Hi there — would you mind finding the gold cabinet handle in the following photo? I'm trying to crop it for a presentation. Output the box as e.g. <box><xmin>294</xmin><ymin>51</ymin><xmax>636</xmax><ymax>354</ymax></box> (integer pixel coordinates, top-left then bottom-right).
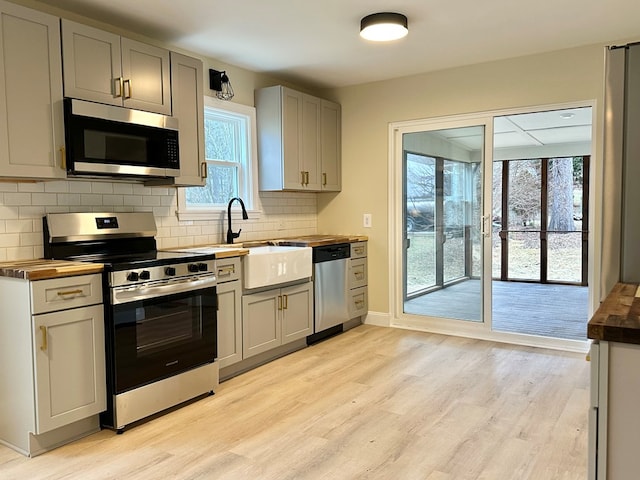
<box><xmin>354</xmin><ymin>247</ymin><xmax>364</xmax><ymax>255</ymax></box>
<box><xmin>283</xmin><ymin>294</ymin><xmax>288</xmax><ymax>310</ymax></box>
<box><xmin>277</xmin><ymin>295</ymin><xmax>283</xmax><ymax>311</ymax></box>
<box><xmin>305</xmin><ymin>171</ymin><xmax>310</xmax><ymax>185</ymax></box>
<box><xmin>201</xmin><ymin>162</ymin><xmax>208</xmax><ymax>178</ymax></box>
<box><xmin>355</xmin><ymin>300</ymin><xmax>365</xmax><ymax>308</ymax></box>
<box><xmin>59</xmin><ymin>146</ymin><xmax>66</xmax><ymax>170</ymax></box>
<box><xmin>217</xmin><ymin>265</ymin><xmax>234</xmax><ymax>277</ymax></box>
<box><xmin>57</xmin><ymin>289</ymin><xmax>83</xmax><ymax>296</ymax></box>
<box><xmin>40</xmin><ymin>326</ymin><xmax>47</xmax><ymax>351</ymax></box>
<box><xmin>300</xmin><ymin>171</ymin><xmax>305</xmax><ymax>186</ymax></box>
<box><xmin>114</xmin><ymin>77</ymin><xmax>123</xmax><ymax>98</ymax></box>
<box><xmin>323</xmin><ymin>173</ymin><xmax>327</xmax><ymax>186</ymax></box>
<box><xmin>123</xmin><ymin>79</ymin><xmax>132</xmax><ymax>99</ymax></box>
<box><xmin>355</xmin><ymin>272</ymin><xmax>364</xmax><ymax>280</ymax></box>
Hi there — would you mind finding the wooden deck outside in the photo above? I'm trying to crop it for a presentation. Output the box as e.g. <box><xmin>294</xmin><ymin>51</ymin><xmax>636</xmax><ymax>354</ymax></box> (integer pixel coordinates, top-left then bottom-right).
<box><xmin>404</xmin><ymin>280</ymin><xmax>588</xmax><ymax>341</ymax></box>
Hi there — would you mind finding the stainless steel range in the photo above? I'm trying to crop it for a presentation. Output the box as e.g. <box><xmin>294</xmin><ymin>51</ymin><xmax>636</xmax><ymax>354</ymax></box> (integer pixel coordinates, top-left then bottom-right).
<box><xmin>43</xmin><ymin>212</ymin><xmax>218</xmax><ymax>433</ymax></box>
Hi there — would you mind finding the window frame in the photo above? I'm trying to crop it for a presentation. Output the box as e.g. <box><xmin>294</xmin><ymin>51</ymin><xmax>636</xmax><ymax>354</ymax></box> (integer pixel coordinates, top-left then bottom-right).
<box><xmin>177</xmin><ymin>97</ymin><xmax>261</xmax><ymax>221</ymax></box>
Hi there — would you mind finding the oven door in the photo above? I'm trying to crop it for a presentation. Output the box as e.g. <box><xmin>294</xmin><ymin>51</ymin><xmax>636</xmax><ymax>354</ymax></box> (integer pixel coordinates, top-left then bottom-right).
<box><xmin>110</xmin><ymin>275</ymin><xmax>217</xmax><ymax>393</ymax></box>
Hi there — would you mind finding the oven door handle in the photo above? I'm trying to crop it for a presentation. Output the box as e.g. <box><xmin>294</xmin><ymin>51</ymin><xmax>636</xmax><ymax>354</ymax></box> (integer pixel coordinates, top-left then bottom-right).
<box><xmin>111</xmin><ymin>274</ymin><xmax>217</xmax><ymax>304</ymax></box>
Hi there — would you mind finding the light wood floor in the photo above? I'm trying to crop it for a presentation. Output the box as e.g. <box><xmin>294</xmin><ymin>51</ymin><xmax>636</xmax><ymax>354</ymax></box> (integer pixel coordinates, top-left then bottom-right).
<box><xmin>0</xmin><ymin>325</ymin><xmax>589</xmax><ymax>479</ymax></box>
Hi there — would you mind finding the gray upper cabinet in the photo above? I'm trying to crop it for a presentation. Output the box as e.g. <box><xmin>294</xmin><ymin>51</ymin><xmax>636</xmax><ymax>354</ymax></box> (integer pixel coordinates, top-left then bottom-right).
<box><xmin>255</xmin><ymin>85</ymin><xmax>341</xmax><ymax>192</ymax></box>
<box><xmin>61</xmin><ymin>19</ymin><xmax>171</xmax><ymax>115</ymax></box>
<box><xmin>320</xmin><ymin>99</ymin><xmax>342</xmax><ymax>191</ymax></box>
<box><xmin>149</xmin><ymin>52</ymin><xmax>205</xmax><ymax>187</ymax></box>
<box><xmin>0</xmin><ymin>1</ymin><xmax>66</xmax><ymax>180</ymax></box>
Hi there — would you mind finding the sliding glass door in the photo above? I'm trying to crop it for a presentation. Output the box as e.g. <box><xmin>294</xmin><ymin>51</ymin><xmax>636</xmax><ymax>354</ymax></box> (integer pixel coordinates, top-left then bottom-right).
<box><xmin>402</xmin><ymin>124</ymin><xmax>487</xmax><ymax>322</ymax></box>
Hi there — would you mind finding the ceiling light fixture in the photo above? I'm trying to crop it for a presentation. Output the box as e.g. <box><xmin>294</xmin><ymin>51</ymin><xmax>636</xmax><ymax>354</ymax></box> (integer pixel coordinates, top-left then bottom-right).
<box><xmin>360</xmin><ymin>12</ymin><xmax>408</xmax><ymax>42</ymax></box>
<box><xmin>209</xmin><ymin>69</ymin><xmax>234</xmax><ymax>100</ymax></box>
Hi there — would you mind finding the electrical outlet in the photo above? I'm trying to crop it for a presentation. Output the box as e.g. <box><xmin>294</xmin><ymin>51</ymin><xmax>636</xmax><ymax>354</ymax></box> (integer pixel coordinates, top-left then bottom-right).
<box><xmin>363</xmin><ymin>213</ymin><xmax>372</xmax><ymax>228</ymax></box>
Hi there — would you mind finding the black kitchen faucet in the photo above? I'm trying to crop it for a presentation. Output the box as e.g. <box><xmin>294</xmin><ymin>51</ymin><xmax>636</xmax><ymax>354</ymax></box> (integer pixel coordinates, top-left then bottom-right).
<box><xmin>226</xmin><ymin>197</ymin><xmax>249</xmax><ymax>244</ymax></box>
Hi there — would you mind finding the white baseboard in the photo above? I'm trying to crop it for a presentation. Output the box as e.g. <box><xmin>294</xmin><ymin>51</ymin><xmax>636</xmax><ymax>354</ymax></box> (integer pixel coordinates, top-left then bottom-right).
<box><xmin>363</xmin><ymin>311</ymin><xmax>391</xmax><ymax>327</ymax></box>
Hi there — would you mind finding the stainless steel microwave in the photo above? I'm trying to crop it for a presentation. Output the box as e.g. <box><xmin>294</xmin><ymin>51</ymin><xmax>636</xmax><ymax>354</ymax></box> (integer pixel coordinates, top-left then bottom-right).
<box><xmin>64</xmin><ymin>98</ymin><xmax>180</xmax><ymax>179</ymax></box>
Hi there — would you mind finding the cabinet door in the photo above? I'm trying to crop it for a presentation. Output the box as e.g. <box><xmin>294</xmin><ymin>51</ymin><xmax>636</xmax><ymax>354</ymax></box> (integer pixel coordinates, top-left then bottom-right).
<box><xmin>282</xmin><ymin>87</ymin><xmax>304</xmax><ymax>189</ymax></box>
<box><xmin>242</xmin><ymin>290</ymin><xmax>281</xmax><ymax>359</ymax></box>
<box><xmin>168</xmin><ymin>52</ymin><xmax>205</xmax><ymax>186</ymax></box>
<box><xmin>301</xmin><ymin>94</ymin><xmax>321</xmax><ymax>190</ymax></box>
<box><xmin>0</xmin><ymin>2</ymin><xmax>66</xmax><ymax>179</ymax></box>
<box><xmin>61</xmin><ymin>19</ymin><xmax>122</xmax><ymax>107</ymax></box>
<box><xmin>281</xmin><ymin>282</ymin><xmax>313</xmax><ymax>344</ymax></box>
<box><xmin>121</xmin><ymin>37</ymin><xmax>171</xmax><ymax>115</ymax></box>
<box><xmin>321</xmin><ymin>100</ymin><xmax>342</xmax><ymax>191</ymax></box>
<box><xmin>33</xmin><ymin>304</ymin><xmax>106</xmax><ymax>434</ymax></box>
<box><xmin>217</xmin><ymin>280</ymin><xmax>242</xmax><ymax>368</ymax></box>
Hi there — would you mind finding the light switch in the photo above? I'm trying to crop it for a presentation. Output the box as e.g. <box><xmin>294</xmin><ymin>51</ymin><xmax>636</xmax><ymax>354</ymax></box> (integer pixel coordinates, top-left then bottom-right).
<box><xmin>363</xmin><ymin>213</ymin><xmax>372</xmax><ymax>228</ymax></box>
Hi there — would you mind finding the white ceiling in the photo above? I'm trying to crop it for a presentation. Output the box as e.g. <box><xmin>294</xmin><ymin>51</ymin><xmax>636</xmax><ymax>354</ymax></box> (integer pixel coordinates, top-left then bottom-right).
<box><xmin>35</xmin><ymin>0</ymin><xmax>640</xmax><ymax>88</ymax></box>
<box><xmin>409</xmin><ymin>107</ymin><xmax>593</xmax><ymax>160</ymax></box>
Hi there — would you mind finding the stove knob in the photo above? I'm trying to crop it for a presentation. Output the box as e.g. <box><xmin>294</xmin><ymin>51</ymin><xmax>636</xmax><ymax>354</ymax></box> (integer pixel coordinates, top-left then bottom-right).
<box><xmin>198</xmin><ymin>263</ymin><xmax>208</xmax><ymax>272</ymax></box>
<box><xmin>127</xmin><ymin>271</ymin><xmax>139</xmax><ymax>282</ymax></box>
<box><xmin>188</xmin><ymin>264</ymin><xmax>199</xmax><ymax>273</ymax></box>
<box><xmin>139</xmin><ymin>270</ymin><xmax>151</xmax><ymax>280</ymax></box>
<box><xmin>165</xmin><ymin>267</ymin><xmax>176</xmax><ymax>276</ymax></box>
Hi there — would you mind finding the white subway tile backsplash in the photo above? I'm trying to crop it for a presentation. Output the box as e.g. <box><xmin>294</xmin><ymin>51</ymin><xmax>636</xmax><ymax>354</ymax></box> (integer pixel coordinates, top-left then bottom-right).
<box><xmin>69</xmin><ymin>181</ymin><xmax>92</xmax><ymax>193</ymax></box>
<box><xmin>80</xmin><ymin>194</ymin><xmax>103</xmax><ymax>205</ymax></box>
<box><xmin>0</xmin><ymin>181</ymin><xmax>318</xmax><ymax>261</ymax></box>
<box><xmin>32</xmin><ymin>193</ymin><xmax>59</xmax><ymax>205</ymax></box>
<box><xmin>43</xmin><ymin>181</ymin><xmax>70</xmax><ymax>193</ymax></box>
<box><xmin>7</xmin><ymin>246</ymin><xmax>35</xmax><ymax>261</ymax></box>
<box><xmin>91</xmin><ymin>182</ymin><xmax>114</xmax><ymax>194</ymax></box>
<box><xmin>0</xmin><ymin>184</ymin><xmax>18</xmax><ymax>193</ymax></box>
<box><xmin>102</xmin><ymin>195</ymin><xmax>124</xmax><ymax>206</ymax></box>
<box><xmin>0</xmin><ymin>206</ymin><xmax>19</xmax><ymax>220</ymax></box>
<box><xmin>6</xmin><ymin>219</ymin><xmax>33</xmax><ymax>233</ymax></box>
<box><xmin>4</xmin><ymin>193</ymin><xmax>32</xmax><ymax>206</ymax></box>
<box><xmin>18</xmin><ymin>183</ymin><xmax>46</xmax><ymax>193</ymax></box>
<box><xmin>0</xmin><ymin>233</ymin><xmax>21</xmax><ymax>247</ymax></box>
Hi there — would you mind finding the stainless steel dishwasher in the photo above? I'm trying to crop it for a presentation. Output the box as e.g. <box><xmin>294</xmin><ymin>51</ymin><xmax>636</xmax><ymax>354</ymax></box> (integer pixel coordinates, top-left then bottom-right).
<box><xmin>309</xmin><ymin>243</ymin><xmax>351</xmax><ymax>344</ymax></box>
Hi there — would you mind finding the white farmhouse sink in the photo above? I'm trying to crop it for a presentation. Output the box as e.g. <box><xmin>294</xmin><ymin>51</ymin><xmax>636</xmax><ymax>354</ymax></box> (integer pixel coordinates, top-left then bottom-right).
<box><xmin>243</xmin><ymin>245</ymin><xmax>312</xmax><ymax>289</ymax></box>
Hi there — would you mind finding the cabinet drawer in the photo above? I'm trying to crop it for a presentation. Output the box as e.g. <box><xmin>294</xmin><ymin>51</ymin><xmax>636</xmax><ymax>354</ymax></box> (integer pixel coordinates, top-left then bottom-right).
<box><xmin>31</xmin><ymin>274</ymin><xmax>103</xmax><ymax>314</ymax></box>
<box><xmin>215</xmin><ymin>257</ymin><xmax>241</xmax><ymax>283</ymax></box>
<box><xmin>349</xmin><ymin>286</ymin><xmax>368</xmax><ymax>319</ymax></box>
<box><xmin>349</xmin><ymin>258</ymin><xmax>368</xmax><ymax>289</ymax></box>
<box><xmin>350</xmin><ymin>242</ymin><xmax>367</xmax><ymax>259</ymax></box>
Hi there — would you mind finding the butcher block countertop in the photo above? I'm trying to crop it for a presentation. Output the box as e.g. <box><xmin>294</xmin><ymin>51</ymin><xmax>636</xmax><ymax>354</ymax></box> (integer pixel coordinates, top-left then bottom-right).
<box><xmin>0</xmin><ymin>259</ymin><xmax>104</xmax><ymax>280</ymax></box>
<box><xmin>588</xmin><ymin>283</ymin><xmax>640</xmax><ymax>345</ymax></box>
<box><xmin>256</xmin><ymin>234</ymin><xmax>368</xmax><ymax>248</ymax></box>
<box><xmin>173</xmin><ymin>235</ymin><xmax>368</xmax><ymax>252</ymax></box>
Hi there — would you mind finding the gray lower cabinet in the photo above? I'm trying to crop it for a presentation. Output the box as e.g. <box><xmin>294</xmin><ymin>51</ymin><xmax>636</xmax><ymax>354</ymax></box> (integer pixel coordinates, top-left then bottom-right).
<box><xmin>0</xmin><ymin>273</ymin><xmax>106</xmax><ymax>456</ymax></box>
<box><xmin>242</xmin><ymin>281</ymin><xmax>313</xmax><ymax>359</ymax></box>
<box><xmin>349</xmin><ymin>242</ymin><xmax>368</xmax><ymax>318</ymax></box>
<box><xmin>215</xmin><ymin>258</ymin><xmax>242</xmax><ymax>368</ymax></box>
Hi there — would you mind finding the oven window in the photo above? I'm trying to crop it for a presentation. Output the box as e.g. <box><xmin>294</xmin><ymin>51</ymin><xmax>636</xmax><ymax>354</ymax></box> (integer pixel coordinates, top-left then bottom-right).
<box><xmin>135</xmin><ymin>299</ymin><xmax>203</xmax><ymax>356</ymax></box>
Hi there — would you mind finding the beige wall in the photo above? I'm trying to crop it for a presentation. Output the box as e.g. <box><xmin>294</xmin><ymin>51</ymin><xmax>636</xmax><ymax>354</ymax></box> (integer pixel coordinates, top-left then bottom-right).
<box><xmin>319</xmin><ymin>44</ymin><xmax>607</xmax><ymax>314</ymax></box>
